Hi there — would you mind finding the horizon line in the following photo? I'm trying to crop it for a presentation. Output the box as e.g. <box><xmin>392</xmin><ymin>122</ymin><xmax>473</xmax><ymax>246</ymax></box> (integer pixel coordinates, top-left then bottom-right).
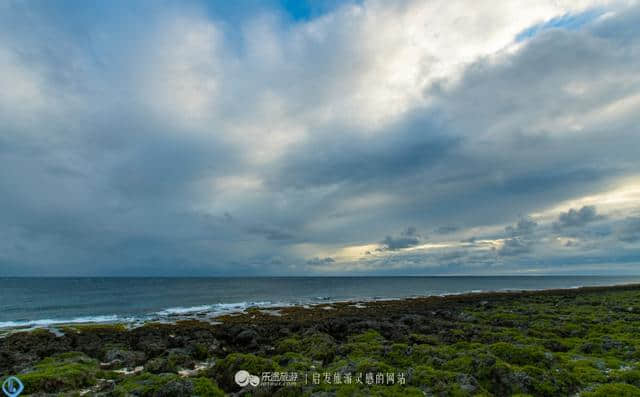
<box><xmin>2</xmin><ymin>274</ymin><xmax>640</xmax><ymax>278</ymax></box>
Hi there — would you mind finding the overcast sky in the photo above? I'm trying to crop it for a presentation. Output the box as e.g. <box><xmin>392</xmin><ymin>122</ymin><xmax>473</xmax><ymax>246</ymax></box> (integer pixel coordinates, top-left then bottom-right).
<box><xmin>1</xmin><ymin>0</ymin><xmax>639</xmax><ymax>276</ymax></box>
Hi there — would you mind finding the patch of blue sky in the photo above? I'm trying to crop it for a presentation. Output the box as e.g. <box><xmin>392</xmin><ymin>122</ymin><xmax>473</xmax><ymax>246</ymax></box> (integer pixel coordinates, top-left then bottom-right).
<box><xmin>199</xmin><ymin>0</ymin><xmax>361</xmax><ymax>23</ymax></box>
<box><xmin>278</xmin><ymin>0</ymin><xmax>363</xmax><ymax>21</ymax></box>
<box><xmin>516</xmin><ymin>9</ymin><xmax>604</xmax><ymax>42</ymax></box>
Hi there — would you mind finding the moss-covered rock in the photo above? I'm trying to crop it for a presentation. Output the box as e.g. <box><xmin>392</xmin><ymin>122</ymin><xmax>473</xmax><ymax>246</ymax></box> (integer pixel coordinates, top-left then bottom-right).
<box><xmin>191</xmin><ymin>377</ymin><xmax>225</xmax><ymax>397</ymax></box>
<box><xmin>303</xmin><ymin>332</ymin><xmax>337</xmax><ymax>363</ymax></box>
<box><xmin>335</xmin><ymin>384</ymin><xmax>425</xmax><ymax>396</ymax></box>
<box><xmin>566</xmin><ymin>358</ymin><xmax>608</xmax><ymax>385</ymax></box>
<box><xmin>112</xmin><ymin>372</ymin><xmax>181</xmax><ymax>396</ymax></box>
<box><xmin>191</xmin><ymin>343</ymin><xmax>210</xmax><ymax>361</ymax></box>
<box><xmin>583</xmin><ymin>382</ymin><xmax>640</xmax><ymax>396</ymax></box>
<box><xmin>104</xmin><ymin>348</ymin><xmax>147</xmax><ymax>368</ymax></box>
<box><xmin>274</xmin><ymin>332</ymin><xmax>336</xmax><ymax>364</ymax></box>
<box><xmin>612</xmin><ymin>368</ymin><xmax>640</xmax><ymax>386</ymax></box>
<box><xmin>18</xmin><ymin>352</ymin><xmax>102</xmax><ymax>394</ymax></box>
<box><xmin>411</xmin><ymin>364</ymin><xmax>468</xmax><ymax>394</ymax></box>
<box><xmin>112</xmin><ymin>372</ymin><xmax>223</xmax><ymax>396</ymax></box>
<box><xmin>146</xmin><ymin>350</ymin><xmax>195</xmax><ymax>374</ymax></box>
<box><xmin>212</xmin><ymin>352</ymin><xmax>279</xmax><ymax>391</ymax></box>
<box><xmin>274</xmin><ymin>352</ymin><xmax>314</xmax><ymax>371</ymax></box>
<box><xmin>276</xmin><ymin>336</ymin><xmax>303</xmax><ymax>354</ymax></box>
<box><xmin>489</xmin><ymin>342</ymin><xmax>551</xmax><ymax>367</ymax></box>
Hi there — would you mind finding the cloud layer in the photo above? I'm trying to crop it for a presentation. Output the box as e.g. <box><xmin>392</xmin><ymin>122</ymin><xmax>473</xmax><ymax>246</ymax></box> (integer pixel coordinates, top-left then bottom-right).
<box><xmin>1</xmin><ymin>0</ymin><xmax>639</xmax><ymax>275</ymax></box>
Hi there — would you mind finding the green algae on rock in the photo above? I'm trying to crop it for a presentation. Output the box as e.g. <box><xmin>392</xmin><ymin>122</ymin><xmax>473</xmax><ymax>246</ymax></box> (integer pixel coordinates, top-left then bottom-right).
<box><xmin>14</xmin><ymin>352</ymin><xmax>110</xmax><ymax>394</ymax></box>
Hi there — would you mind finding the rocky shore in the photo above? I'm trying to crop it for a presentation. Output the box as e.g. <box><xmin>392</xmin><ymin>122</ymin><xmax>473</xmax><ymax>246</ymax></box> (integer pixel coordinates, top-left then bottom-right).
<box><xmin>2</xmin><ymin>284</ymin><xmax>640</xmax><ymax>396</ymax></box>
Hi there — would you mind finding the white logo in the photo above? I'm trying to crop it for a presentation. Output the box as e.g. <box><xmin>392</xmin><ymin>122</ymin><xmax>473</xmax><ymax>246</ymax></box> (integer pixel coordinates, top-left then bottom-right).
<box><xmin>2</xmin><ymin>376</ymin><xmax>24</xmax><ymax>397</ymax></box>
<box><xmin>234</xmin><ymin>370</ymin><xmax>260</xmax><ymax>387</ymax></box>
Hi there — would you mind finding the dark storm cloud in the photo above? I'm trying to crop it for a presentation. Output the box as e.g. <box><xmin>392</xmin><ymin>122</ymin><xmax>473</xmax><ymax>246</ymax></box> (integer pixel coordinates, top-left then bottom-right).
<box><xmin>380</xmin><ymin>227</ymin><xmax>421</xmax><ymax>251</ymax></box>
<box><xmin>108</xmin><ymin>134</ymin><xmax>233</xmax><ymax>200</ymax></box>
<box><xmin>505</xmin><ymin>217</ymin><xmax>538</xmax><ymax>237</ymax></box>
<box><xmin>617</xmin><ymin>217</ymin><xmax>640</xmax><ymax>243</ymax></box>
<box><xmin>381</xmin><ymin>236</ymin><xmax>420</xmax><ymax>251</ymax></box>
<box><xmin>272</xmin><ymin>115</ymin><xmax>458</xmax><ymax>189</ymax></box>
<box><xmin>306</xmin><ymin>257</ymin><xmax>335</xmax><ymax>266</ymax></box>
<box><xmin>496</xmin><ymin>217</ymin><xmax>539</xmax><ymax>257</ymax></box>
<box><xmin>435</xmin><ymin>225</ymin><xmax>459</xmax><ymax>235</ymax></box>
<box><xmin>553</xmin><ymin>206</ymin><xmax>603</xmax><ymax>230</ymax></box>
<box><xmin>247</xmin><ymin>225</ymin><xmax>295</xmax><ymax>241</ymax></box>
<box><xmin>498</xmin><ymin>238</ymin><xmax>532</xmax><ymax>257</ymax></box>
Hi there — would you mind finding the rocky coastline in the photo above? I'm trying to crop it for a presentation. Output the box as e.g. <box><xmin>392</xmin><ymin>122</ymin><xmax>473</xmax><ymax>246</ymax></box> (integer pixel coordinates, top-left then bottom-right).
<box><xmin>2</xmin><ymin>284</ymin><xmax>640</xmax><ymax>396</ymax></box>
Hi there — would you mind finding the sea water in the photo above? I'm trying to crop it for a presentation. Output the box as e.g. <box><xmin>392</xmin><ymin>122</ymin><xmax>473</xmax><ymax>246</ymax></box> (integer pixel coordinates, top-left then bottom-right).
<box><xmin>2</xmin><ymin>276</ymin><xmax>639</xmax><ymax>329</ymax></box>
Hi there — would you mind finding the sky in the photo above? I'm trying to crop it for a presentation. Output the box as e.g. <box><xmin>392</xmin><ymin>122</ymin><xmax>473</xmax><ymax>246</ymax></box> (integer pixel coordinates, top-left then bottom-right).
<box><xmin>1</xmin><ymin>0</ymin><xmax>640</xmax><ymax>276</ymax></box>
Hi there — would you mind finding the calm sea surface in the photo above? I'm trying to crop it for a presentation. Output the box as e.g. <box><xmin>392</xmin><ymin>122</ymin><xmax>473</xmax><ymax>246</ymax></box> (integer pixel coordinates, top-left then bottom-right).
<box><xmin>2</xmin><ymin>276</ymin><xmax>640</xmax><ymax>328</ymax></box>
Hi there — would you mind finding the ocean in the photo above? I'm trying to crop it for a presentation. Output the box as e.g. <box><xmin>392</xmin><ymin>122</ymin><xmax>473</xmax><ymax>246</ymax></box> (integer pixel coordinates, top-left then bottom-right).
<box><xmin>2</xmin><ymin>276</ymin><xmax>640</xmax><ymax>329</ymax></box>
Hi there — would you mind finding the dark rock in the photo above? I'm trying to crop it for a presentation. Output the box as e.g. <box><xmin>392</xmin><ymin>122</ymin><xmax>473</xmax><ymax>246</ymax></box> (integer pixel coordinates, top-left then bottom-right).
<box><xmin>208</xmin><ymin>340</ymin><xmax>226</xmax><ymax>356</ymax></box>
<box><xmin>236</xmin><ymin>328</ymin><xmax>259</xmax><ymax>349</ymax></box>
<box><xmin>279</xmin><ymin>327</ymin><xmax>291</xmax><ymax>336</ymax></box>
<box><xmin>156</xmin><ymin>379</ymin><xmax>194</xmax><ymax>397</ymax></box>
<box><xmin>309</xmin><ymin>392</ymin><xmax>336</xmax><ymax>397</ymax></box>
<box><xmin>100</xmin><ymin>359</ymin><xmax>123</xmax><ymax>369</ymax></box>
<box><xmin>457</xmin><ymin>373</ymin><xmax>479</xmax><ymax>393</ymax></box>
<box><xmin>96</xmin><ymin>379</ymin><xmax>116</xmax><ymax>393</ymax></box>
<box><xmin>602</xmin><ymin>337</ymin><xmax>623</xmax><ymax>351</ymax></box>
<box><xmin>543</xmin><ymin>339</ymin><xmax>570</xmax><ymax>352</ymax></box>
<box><xmin>398</xmin><ymin>314</ymin><xmax>424</xmax><ymax>326</ymax></box>
<box><xmin>146</xmin><ymin>357</ymin><xmax>172</xmax><ymax>374</ymax></box>
<box><xmin>136</xmin><ymin>336</ymin><xmax>168</xmax><ymax>357</ymax></box>
<box><xmin>580</xmin><ymin>342</ymin><xmax>595</xmax><ymax>354</ymax></box>
<box><xmin>104</xmin><ymin>349</ymin><xmax>146</xmax><ymax>367</ymax></box>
